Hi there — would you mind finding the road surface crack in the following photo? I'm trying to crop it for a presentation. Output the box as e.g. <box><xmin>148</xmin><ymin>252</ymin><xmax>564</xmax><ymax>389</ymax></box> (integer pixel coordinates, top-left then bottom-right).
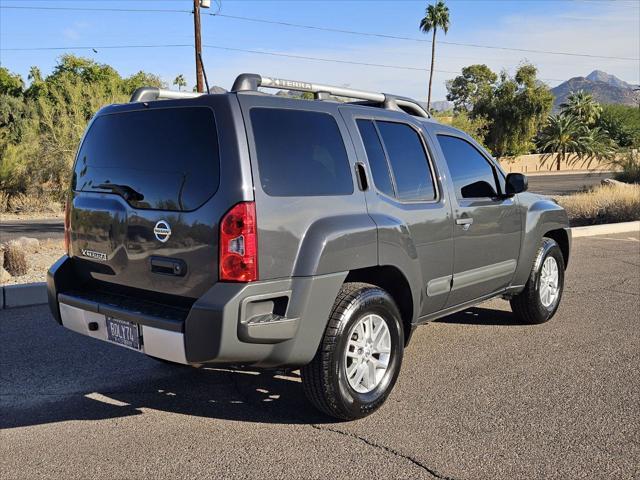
<box><xmin>311</xmin><ymin>424</ymin><xmax>458</xmax><ymax>480</ymax></box>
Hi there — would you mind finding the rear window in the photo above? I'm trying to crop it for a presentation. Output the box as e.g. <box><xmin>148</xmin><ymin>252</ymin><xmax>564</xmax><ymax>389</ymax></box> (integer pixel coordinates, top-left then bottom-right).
<box><xmin>73</xmin><ymin>107</ymin><xmax>219</xmax><ymax>211</ymax></box>
<box><xmin>250</xmin><ymin>108</ymin><xmax>353</xmax><ymax>197</ymax></box>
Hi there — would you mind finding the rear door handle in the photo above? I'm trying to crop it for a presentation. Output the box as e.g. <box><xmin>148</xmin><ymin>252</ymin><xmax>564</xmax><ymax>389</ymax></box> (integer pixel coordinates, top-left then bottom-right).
<box><xmin>456</xmin><ymin>217</ymin><xmax>473</xmax><ymax>230</ymax></box>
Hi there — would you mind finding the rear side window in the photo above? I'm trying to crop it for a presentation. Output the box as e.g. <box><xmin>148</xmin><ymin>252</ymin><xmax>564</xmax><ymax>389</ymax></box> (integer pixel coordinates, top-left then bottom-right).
<box><xmin>356</xmin><ymin>120</ymin><xmax>394</xmax><ymax>197</ymax></box>
<box><xmin>436</xmin><ymin>135</ymin><xmax>498</xmax><ymax>199</ymax></box>
<box><xmin>363</xmin><ymin>121</ymin><xmax>436</xmax><ymax>202</ymax></box>
<box><xmin>250</xmin><ymin>108</ymin><xmax>353</xmax><ymax>197</ymax></box>
<box><xmin>73</xmin><ymin>107</ymin><xmax>219</xmax><ymax>211</ymax></box>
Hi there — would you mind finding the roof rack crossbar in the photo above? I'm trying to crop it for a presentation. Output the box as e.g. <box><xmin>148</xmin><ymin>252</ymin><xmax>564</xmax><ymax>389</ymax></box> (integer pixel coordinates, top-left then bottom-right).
<box><xmin>231</xmin><ymin>73</ymin><xmax>430</xmax><ymax>118</ymax></box>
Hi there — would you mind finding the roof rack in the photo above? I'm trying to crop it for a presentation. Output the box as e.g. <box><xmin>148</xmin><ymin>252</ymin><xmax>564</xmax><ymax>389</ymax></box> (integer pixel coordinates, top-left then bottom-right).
<box><xmin>231</xmin><ymin>73</ymin><xmax>430</xmax><ymax>119</ymax></box>
<box><xmin>130</xmin><ymin>87</ymin><xmax>203</xmax><ymax>103</ymax></box>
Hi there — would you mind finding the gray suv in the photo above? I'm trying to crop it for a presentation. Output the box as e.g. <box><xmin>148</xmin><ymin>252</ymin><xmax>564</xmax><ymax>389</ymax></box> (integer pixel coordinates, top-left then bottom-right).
<box><xmin>48</xmin><ymin>73</ymin><xmax>570</xmax><ymax>420</ymax></box>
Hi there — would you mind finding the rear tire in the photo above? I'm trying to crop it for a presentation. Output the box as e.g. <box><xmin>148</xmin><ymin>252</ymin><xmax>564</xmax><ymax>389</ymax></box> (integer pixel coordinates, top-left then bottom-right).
<box><xmin>510</xmin><ymin>237</ymin><xmax>565</xmax><ymax>324</ymax></box>
<box><xmin>301</xmin><ymin>282</ymin><xmax>404</xmax><ymax>420</ymax></box>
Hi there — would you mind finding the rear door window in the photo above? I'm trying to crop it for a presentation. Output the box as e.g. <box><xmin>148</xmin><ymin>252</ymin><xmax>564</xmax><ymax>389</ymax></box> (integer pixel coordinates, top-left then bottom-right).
<box><xmin>73</xmin><ymin>107</ymin><xmax>219</xmax><ymax>211</ymax></box>
<box><xmin>370</xmin><ymin>121</ymin><xmax>437</xmax><ymax>202</ymax></box>
<box><xmin>250</xmin><ymin>108</ymin><xmax>353</xmax><ymax>197</ymax></box>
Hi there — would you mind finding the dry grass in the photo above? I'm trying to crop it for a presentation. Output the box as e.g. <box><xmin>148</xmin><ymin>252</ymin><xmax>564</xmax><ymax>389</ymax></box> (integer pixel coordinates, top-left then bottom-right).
<box><xmin>5</xmin><ymin>192</ymin><xmax>62</xmax><ymax>215</ymax></box>
<box><xmin>557</xmin><ymin>183</ymin><xmax>640</xmax><ymax>226</ymax></box>
<box><xmin>0</xmin><ymin>191</ymin><xmax>8</xmax><ymax>212</ymax></box>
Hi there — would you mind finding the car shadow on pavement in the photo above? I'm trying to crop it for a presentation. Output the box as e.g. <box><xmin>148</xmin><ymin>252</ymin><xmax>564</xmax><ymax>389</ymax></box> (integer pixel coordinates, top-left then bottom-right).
<box><xmin>434</xmin><ymin>306</ymin><xmax>523</xmax><ymax>326</ymax></box>
<box><xmin>1</xmin><ymin>363</ymin><xmax>335</xmax><ymax>429</ymax></box>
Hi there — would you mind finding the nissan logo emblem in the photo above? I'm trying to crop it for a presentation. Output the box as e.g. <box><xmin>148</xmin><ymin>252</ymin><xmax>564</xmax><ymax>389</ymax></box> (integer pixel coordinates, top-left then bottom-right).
<box><xmin>154</xmin><ymin>220</ymin><xmax>172</xmax><ymax>243</ymax></box>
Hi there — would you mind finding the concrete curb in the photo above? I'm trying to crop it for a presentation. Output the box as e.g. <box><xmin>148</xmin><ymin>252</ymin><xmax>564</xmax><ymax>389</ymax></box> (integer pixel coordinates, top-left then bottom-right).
<box><xmin>1</xmin><ymin>282</ymin><xmax>47</xmax><ymax>310</ymax></box>
<box><xmin>572</xmin><ymin>221</ymin><xmax>640</xmax><ymax>238</ymax></box>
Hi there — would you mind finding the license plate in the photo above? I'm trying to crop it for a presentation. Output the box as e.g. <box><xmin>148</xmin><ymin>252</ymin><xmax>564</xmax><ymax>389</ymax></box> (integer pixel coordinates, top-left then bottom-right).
<box><xmin>106</xmin><ymin>317</ymin><xmax>141</xmax><ymax>350</ymax></box>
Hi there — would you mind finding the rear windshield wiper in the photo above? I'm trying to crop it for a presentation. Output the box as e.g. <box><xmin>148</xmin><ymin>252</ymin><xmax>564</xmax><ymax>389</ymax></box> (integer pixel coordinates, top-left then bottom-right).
<box><xmin>96</xmin><ymin>183</ymin><xmax>145</xmax><ymax>202</ymax></box>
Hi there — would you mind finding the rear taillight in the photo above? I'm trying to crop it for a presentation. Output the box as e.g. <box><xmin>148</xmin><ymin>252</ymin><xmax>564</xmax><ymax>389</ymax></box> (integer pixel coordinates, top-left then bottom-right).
<box><xmin>64</xmin><ymin>198</ymin><xmax>71</xmax><ymax>254</ymax></box>
<box><xmin>219</xmin><ymin>202</ymin><xmax>258</xmax><ymax>282</ymax></box>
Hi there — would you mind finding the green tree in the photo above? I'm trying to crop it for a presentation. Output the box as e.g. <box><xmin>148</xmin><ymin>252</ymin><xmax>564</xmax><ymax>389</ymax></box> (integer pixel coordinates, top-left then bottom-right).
<box><xmin>0</xmin><ymin>57</ymin><xmax>164</xmax><ymax>203</ymax></box>
<box><xmin>419</xmin><ymin>0</ymin><xmax>450</xmax><ymax>111</ymax></box>
<box><xmin>477</xmin><ymin>64</ymin><xmax>553</xmax><ymax>157</ymax></box>
<box><xmin>446</xmin><ymin>63</ymin><xmax>553</xmax><ymax>157</ymax></box>
<box><xmin>597</xmin><ymin>104</ymin><xmax>640</xmax><ymax>148</ymax></box>
<box><xmin>173</xmin><ymin>74</ymin><xmax>187</xmax><ymax>91</ymax></box>
<box><xmin>560</xmin><ymin>90</ymin><xmax>602</xmax><ymax>126</ymax></box>
<box><xmin>445</xmin><ymin>64</ymin><xmax>497</xmax><ymax>112</ymax></box>
<box><xmin>0</xmin><ymin>67</ymin><xmax>24</xmax><ymax>97</ymax></box>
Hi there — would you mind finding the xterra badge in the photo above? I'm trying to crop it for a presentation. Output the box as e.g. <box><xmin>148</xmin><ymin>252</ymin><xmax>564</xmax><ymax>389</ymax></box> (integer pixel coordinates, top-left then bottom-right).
<box><xmin>81</xmin><ymin>249</ymin><xmax>107</xmax><ymax>261</ymax></box>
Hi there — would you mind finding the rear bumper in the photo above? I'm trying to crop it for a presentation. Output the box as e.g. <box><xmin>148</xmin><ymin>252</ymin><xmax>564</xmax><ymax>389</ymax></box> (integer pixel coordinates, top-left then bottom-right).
<box><xmin>48</xmin><ymin>256</ymin><xmax>346</xmax><ymax>367</ymax></box>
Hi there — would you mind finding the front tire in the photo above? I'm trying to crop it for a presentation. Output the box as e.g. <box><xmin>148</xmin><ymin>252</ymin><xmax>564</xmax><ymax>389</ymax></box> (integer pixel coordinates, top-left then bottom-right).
<box><xmin>301</xmin><ymin>282</ymin><xmax>404</xmax><ymax>420</ymax></box>
<box><xmin>510</xmin><ymin>237</ymin><xmax>565</xmax><ymax>324</ymax></box>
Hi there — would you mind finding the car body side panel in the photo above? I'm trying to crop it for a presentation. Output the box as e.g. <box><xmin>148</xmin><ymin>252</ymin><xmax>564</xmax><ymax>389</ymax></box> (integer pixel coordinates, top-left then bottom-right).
<box><xmin>511</xmin><ymin>192</ymin><xmax>571</xmax><ymax>287</ymax></box>
<box><xmin>368</xmin><ymin>213</ymin><xmax>425</xmax><ymax>324</ymax></box>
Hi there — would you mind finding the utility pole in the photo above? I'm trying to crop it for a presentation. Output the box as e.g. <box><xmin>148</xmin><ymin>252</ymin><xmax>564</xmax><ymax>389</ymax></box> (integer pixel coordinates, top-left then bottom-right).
<box><xmin>193</xmin><ymin>0</ymin><xmax>205</xmax><ymax>93</ymax></box>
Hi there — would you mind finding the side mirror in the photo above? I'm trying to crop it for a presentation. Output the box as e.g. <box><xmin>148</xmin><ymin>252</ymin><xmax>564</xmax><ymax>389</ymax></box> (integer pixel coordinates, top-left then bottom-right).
<box><xmin>505</xmin><ymin>173</ymin><xmax>528</xmax><ymax>196</ymax></box>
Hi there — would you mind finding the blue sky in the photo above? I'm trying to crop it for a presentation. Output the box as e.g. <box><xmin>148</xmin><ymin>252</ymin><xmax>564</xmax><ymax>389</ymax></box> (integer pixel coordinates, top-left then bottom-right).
<box><xmin>1</xmin><ymin>0</ymin><xmax>638</xmax><ymax>101</ymax></box>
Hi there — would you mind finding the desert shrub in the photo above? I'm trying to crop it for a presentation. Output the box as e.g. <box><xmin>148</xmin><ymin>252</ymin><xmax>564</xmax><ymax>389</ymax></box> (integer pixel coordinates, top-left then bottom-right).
<box><xmin>557</xmin><ymin>183</ymin><xmax>640</xmax><ymax>226</ymax></box>
<box><xmin>3</xmin><ymin>244</ymin><xmax>28</xmax><ymax>276</ymax></box>
<box><xmin>613</xmin><ymin>150</ymin><xmax>640</xmax><ymax>184</ymax></box>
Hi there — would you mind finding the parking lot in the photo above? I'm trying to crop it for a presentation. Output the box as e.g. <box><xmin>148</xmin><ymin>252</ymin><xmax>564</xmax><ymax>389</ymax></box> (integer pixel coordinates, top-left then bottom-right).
<box><xmin>1</xmin><ymin>231</ymin><xmax>638</xmax><ymax>479</ymax></box>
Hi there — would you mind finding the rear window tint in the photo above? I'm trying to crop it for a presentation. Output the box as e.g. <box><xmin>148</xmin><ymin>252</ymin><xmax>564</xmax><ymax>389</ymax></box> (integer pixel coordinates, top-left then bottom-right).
<box><xmin>250</xmin><ymin>108</ymin><xmax>353</xmax><ymax>197</ymax></box>
<box><xmin>356</xmin><ymin>119</ymin><xmax>395</xmax><ymax>197</ymax></box>
<box><xmin>376</xmin><ymin>121</ymin><xmax>436</xmax><ymax>201</ymax></box>
<box><xmin>73</xmin><ymin>107</ymin><xmax>219</xmax><ymax>211</ymax></box>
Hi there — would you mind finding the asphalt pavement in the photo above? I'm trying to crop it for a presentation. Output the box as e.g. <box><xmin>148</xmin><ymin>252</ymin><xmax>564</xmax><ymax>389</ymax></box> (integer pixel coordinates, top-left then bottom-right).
<box><xmin>1</xmin><ymin>232</ymin><xmax>639</xmax><ymax>479</ymax></box>
<box><xmin>0</xmin><ymin>218</ymin><xmax>64</xmax><ymax>242</ymax></box>
<box><xmin>526</xmin><ymin>171</ymin><xmax>612</xmax><ymax>196</ymax></box>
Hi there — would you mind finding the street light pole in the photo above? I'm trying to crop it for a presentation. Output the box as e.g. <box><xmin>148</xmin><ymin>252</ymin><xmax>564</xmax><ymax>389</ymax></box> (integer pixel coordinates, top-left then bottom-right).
<box><xmin>193</xmin><ymin>0</ymin><xmax>205</xmax><ymax>92</ymax></box>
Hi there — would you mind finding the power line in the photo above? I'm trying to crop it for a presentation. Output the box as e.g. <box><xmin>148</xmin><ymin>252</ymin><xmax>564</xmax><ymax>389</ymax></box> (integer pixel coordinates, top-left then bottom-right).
<box><xmin>1</xmin><ymin>5</ymin><xmax>637</xmax><ymax>61</ymax></box>
<box><xmin>0</xmin><ymin>5</ymin><xmax>191</xmax><ymax>14</ymax></box>
<box><xmin>1</xmin><ymin>44</ymin><xmax>192</xmax><ymax>51</ymax></box>
<box><xmin>0</xmin><ymin>41</ymin><xmax>566</xmax><ymax>83</ymax></box>
<box><xmin>207</xmin><ymin>13</ymin><xmax>639</xmax><ymax>62</ymax></box>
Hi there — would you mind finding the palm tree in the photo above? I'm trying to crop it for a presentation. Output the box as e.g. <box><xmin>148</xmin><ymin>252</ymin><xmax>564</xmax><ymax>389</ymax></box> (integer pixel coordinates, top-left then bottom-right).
<box><xmin>538</xmin><ymin>114</ymin><xmax>585</xmax><ymax>170</ymax></box>
<box><xmin>419</xmin><ymin>0</ymin><xmax>450</xmax><ymax>111</ymax></box>
<box><xmin>560</xmin><ymin>90</ymin><xmax>602</xmax><ymax>126</ymax></box>
<box><xmin>173</xmin><ymin>74</ymin><xmax>187</xmax><ymax>91</ymax></box>
<box><xmin>538</xmin><ymin>113</ymin><xmax>616</xmax><ymax>170</ymax></box>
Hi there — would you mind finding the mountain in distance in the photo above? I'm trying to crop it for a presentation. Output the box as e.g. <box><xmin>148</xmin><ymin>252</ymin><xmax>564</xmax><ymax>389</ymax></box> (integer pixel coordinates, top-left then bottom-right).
<box><xmin>551</xmin><ymin>70</ymin><xmax>638</xmax><ymax>110</ymax></box>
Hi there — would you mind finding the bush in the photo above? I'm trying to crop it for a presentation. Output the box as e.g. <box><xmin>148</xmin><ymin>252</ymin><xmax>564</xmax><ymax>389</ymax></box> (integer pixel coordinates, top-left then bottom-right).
<box><xmin>613</xmin><ymin>150</ymin><xmax>640</xmax><ymax>184</ymax></box>
<box><xmin>557</xmin><ymin>183</ymin><xmax>640</xmax><ymax>226</ymax></box>
<box><xmin>3</xmin><ymin>244</ymin><xmax>28</xmax><ymax>276</ymax></box>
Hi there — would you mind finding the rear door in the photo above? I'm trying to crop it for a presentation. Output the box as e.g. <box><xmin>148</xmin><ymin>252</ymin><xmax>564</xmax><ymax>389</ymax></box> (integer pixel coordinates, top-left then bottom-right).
<box><xmin>340</xmin><ymin>107</ymin><xmax>454</xmax><ymax>316</ymax></box>
<box><xmin>69</xmin><ymin>96</ymin><xmax>251</xmax><ymax>300</ymax></box>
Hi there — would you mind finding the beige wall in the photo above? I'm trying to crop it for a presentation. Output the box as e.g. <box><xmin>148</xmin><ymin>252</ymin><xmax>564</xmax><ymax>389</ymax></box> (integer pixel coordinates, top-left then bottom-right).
<box><xmin>498</xmin><ymin>154</ymin><xmax>614</xmax><ymax>173</ymax></box>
